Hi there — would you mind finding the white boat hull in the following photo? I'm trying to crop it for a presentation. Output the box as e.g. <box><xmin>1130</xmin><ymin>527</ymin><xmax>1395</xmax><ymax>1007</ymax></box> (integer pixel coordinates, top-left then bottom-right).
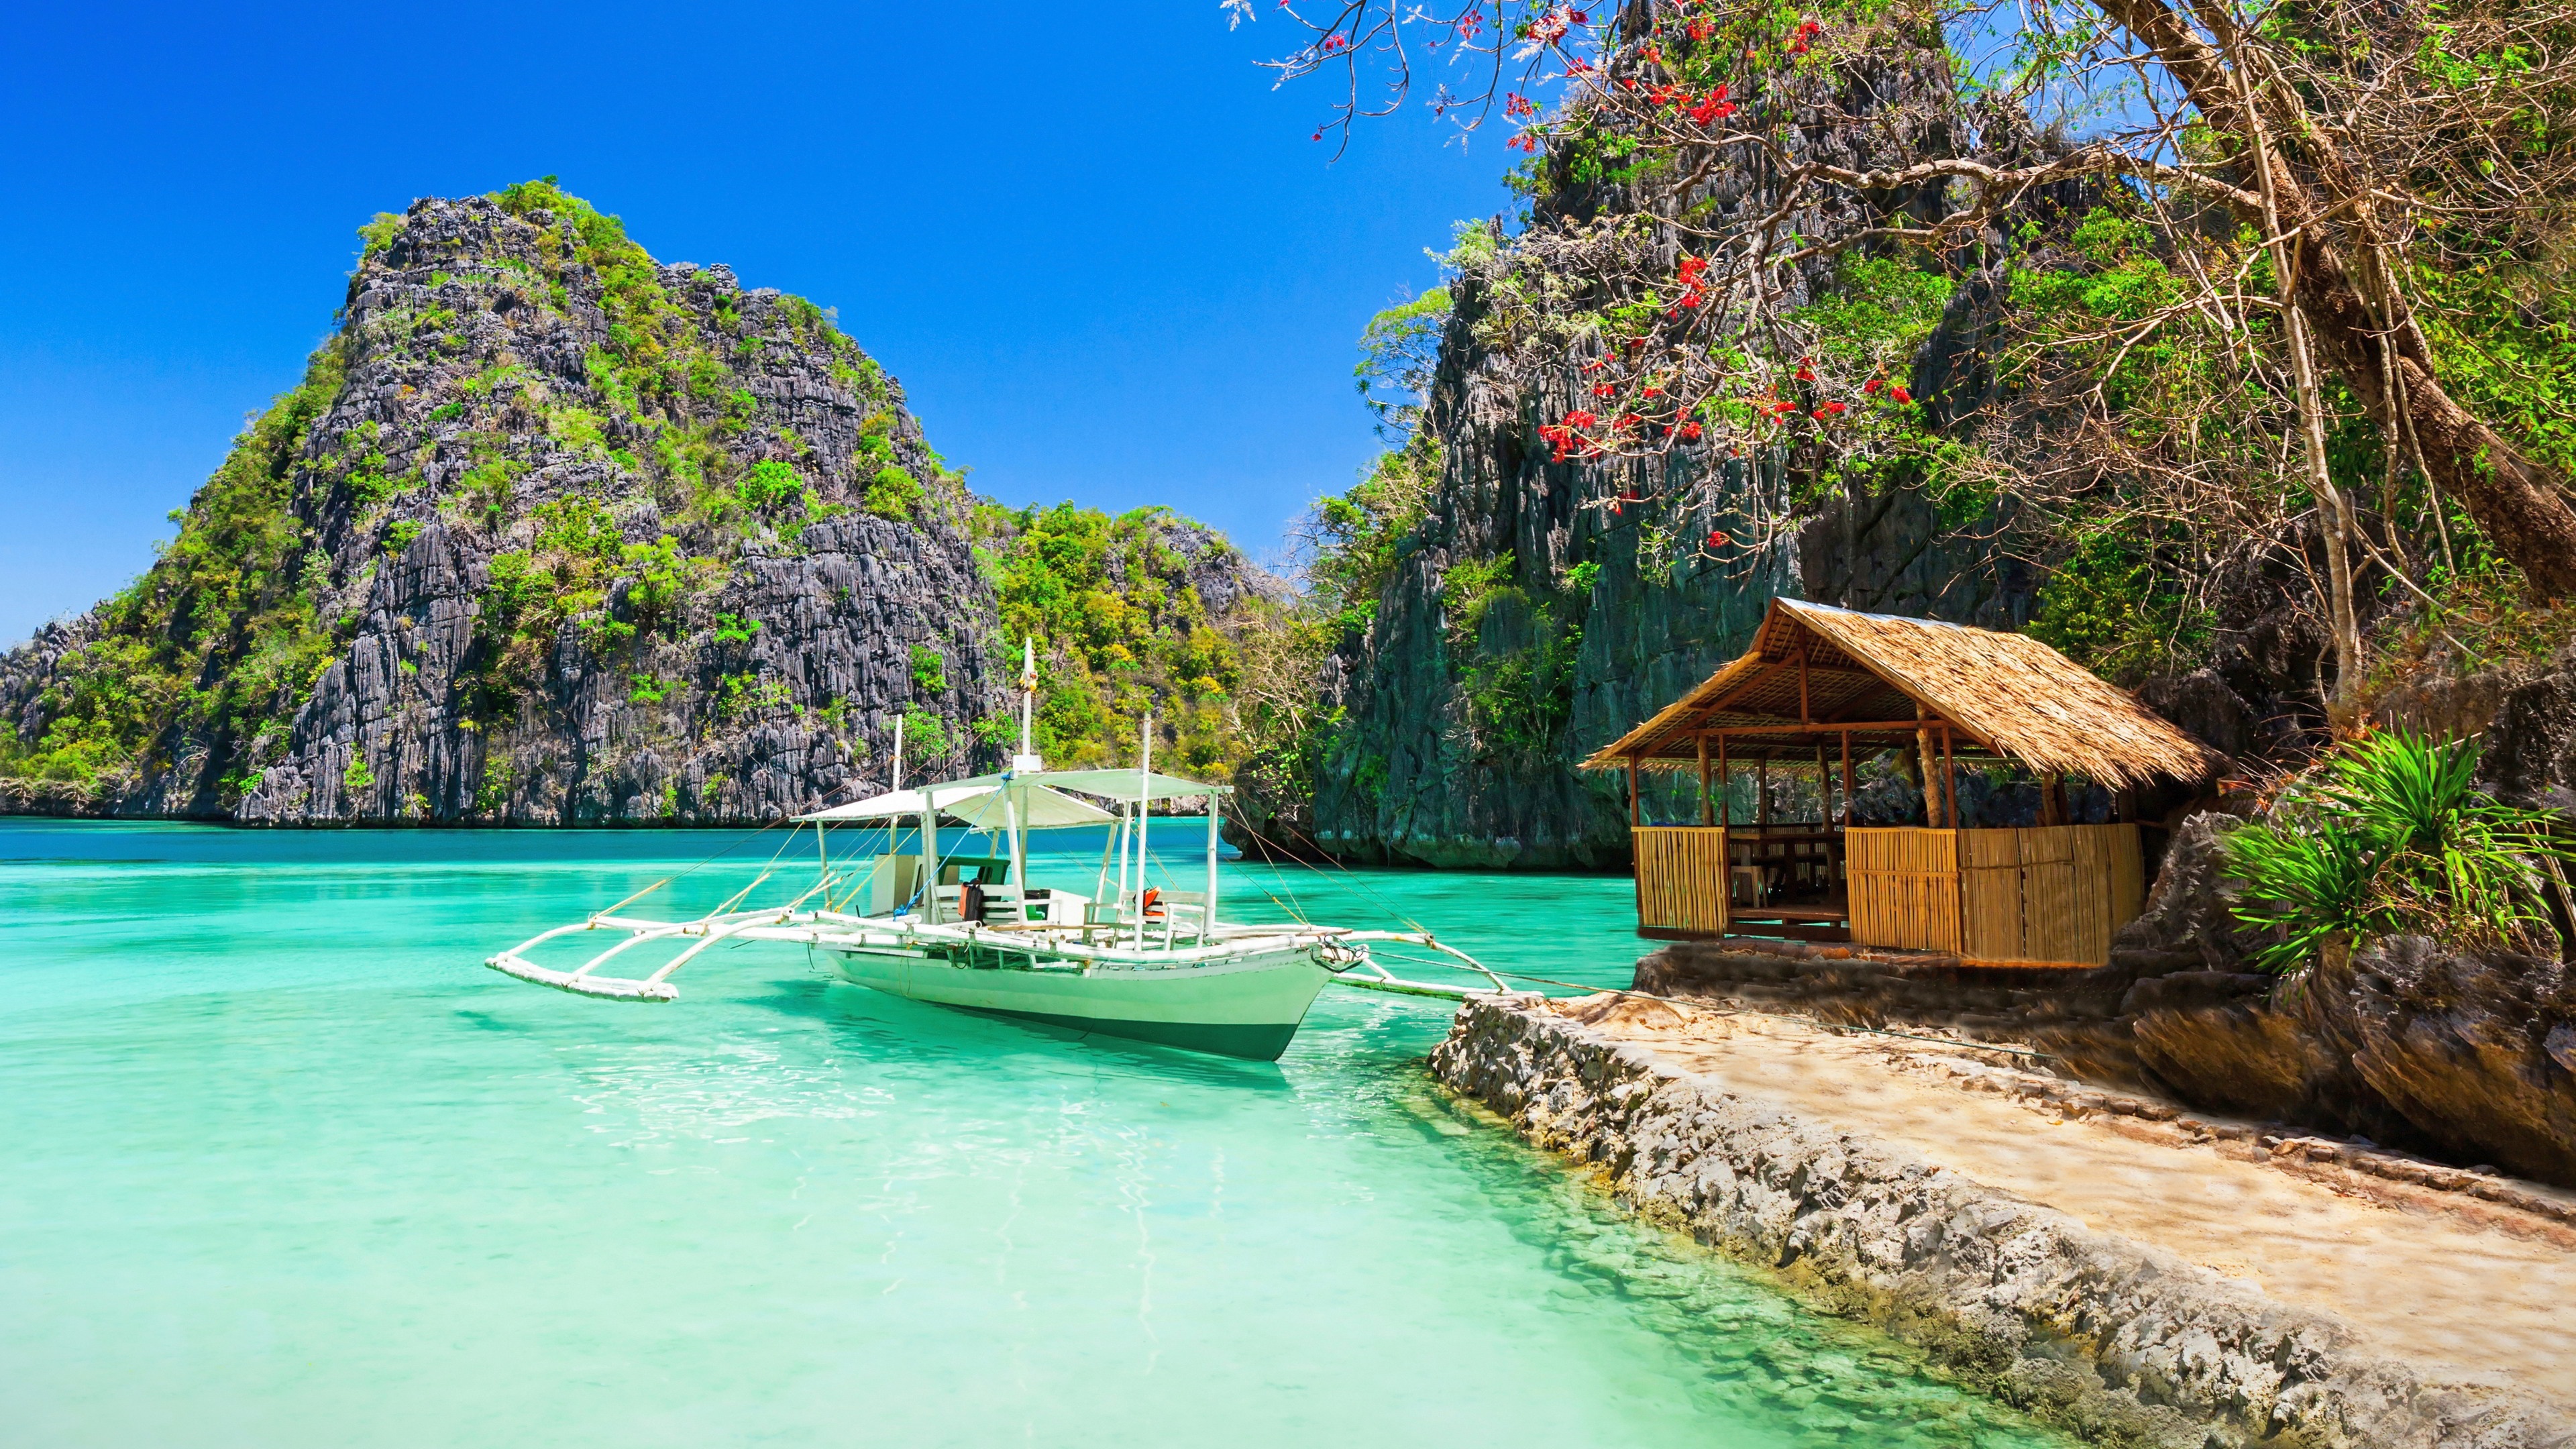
<box><xmin>831</xmin><ymin>943</ymin><xmax>1332</xmax><ymax>1060</ymax></box>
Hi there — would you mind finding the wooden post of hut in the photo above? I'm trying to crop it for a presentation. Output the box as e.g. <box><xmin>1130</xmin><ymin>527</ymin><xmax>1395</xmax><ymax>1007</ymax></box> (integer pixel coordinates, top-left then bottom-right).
<box><xmin>1582</xmin><ymin>598</ymin><xmax>2223</xmax><ymax>965</ymax></box>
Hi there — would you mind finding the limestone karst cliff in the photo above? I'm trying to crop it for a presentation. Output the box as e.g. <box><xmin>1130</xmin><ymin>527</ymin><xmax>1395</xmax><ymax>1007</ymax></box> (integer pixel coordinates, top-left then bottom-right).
<box><xmin>1</xmin><ymin>182</ymin><xmax>1274</xmax><ymax>824</ymax></box>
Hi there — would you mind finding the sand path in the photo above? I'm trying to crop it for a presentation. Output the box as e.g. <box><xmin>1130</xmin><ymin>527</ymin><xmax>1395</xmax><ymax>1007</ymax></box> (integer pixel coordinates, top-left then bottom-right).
<box><xmin>1576</xmin><ymin>1002</ymin><xmax>2576</xmax><ymax>1404</ymax></box>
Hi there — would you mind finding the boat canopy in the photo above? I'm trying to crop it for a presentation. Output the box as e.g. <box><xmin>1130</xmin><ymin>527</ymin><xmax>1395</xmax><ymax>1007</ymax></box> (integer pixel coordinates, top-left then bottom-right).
<box><xmin>794</xmin><ymin>780</ymin><xmax>1114</xmax><ymax>830</ymax></box>
<box><xmin>794</xmin><ymin>786</ymin><xmax>987</xmax><ymax>822</ymax></box>
<box><xmin>936</xmin><ymin>767</ymin><xmax>1231</xmax><ymax>803</ymax></box>
<box><xmin>945</xmin><ymin>783</ymin><xmax>1114</xmax><ymax>830</ymax></box>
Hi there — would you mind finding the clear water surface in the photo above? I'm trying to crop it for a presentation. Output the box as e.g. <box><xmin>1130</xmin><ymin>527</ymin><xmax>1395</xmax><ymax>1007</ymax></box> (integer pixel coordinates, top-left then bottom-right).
<box><xmin>0</xmin><ymin>819</ymin><xmax>2063</xmax><ymax>1448</ymax></box>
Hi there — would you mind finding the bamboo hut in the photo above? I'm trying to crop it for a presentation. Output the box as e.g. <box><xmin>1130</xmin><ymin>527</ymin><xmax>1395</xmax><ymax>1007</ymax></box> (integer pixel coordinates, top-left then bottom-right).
<box><xmin>1582</xmin><ymin>598</ymin><xmax>2223</xmax><ymax>966</ymax></box>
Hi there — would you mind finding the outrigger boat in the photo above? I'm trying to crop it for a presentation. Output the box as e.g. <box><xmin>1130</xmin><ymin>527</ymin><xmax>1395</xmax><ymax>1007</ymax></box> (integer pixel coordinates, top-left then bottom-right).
<box><xmin>485</xmin><ymin>645</ymin><xmax>1509</xmax><ymax>1061</ymax></box>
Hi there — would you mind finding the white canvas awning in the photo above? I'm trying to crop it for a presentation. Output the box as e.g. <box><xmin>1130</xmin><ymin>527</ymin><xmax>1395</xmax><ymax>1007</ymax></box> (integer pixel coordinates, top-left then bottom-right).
<box><xmin>794</xmin><ymin>786</ymin><xmax>992</xmax><ymax>822</ymax></box>
<box><xmin>936</xmin><ymin>768</ymin><xmax>1229</xmax><ymax>804</ymax></box>
<box><xmin>794</xmin><ymin>780</ymin><xmax>1114</xmax><ymax>829</ymax></box>
<box><xmin>942</xmin><ymin>783</ymin><xmax>1114</xmax><ymax>830</ymax></box>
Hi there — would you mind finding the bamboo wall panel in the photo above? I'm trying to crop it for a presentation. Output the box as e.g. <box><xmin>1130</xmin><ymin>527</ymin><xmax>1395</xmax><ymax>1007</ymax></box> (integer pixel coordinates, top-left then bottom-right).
<box><xmin>1957</xmin><ymin>828</ymin><xmax>2025</xmax><ymax>961</ymax></box>
<box><xmin>2017</xmin><ymin>826</ymin><xmax>2084</xmax><ymax>964</ymax></box>
<box><xmin>1634</xmin><ymin>826</ymin><xmax>1729</xmax><ymax>934</ymax></box>
<box><xmin>1845</xmin><ymin>822</ymin><xmax>2147</xmax><ymax>964</ymax></box>
<box><xmin>1847</xmin><ymin>828</ymin><xmax>1961</xmax><ymax>952</ymax></box>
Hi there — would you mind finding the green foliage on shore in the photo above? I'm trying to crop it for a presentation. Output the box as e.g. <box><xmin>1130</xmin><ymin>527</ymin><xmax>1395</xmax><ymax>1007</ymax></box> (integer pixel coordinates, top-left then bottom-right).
<box><xmin>2224</xmin><ymin>732</ymin><xmax>2572</xmax><ymax>973</ymax></box>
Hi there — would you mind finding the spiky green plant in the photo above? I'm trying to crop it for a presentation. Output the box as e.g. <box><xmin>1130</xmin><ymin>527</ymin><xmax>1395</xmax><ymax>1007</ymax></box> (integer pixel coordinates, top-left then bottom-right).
<box><xmin>2224</xmin><ymin>732</ymin><xmax>2571</xmax><ymax>974</ymax></box>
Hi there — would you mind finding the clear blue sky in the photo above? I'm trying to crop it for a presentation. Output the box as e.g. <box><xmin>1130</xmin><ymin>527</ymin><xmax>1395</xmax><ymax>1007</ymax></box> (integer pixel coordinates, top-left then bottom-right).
<box><xmin>0</xmin><ymin>1</ymin><xmax>1515</xmax><ymax>645</ymax></box>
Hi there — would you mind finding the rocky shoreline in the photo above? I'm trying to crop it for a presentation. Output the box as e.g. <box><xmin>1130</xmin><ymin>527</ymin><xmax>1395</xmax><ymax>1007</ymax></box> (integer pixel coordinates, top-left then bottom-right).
<box><xmin>1430</xmin><ymin>994</ymin><xmax>2575</xmax><ymax>1449</ymax></box>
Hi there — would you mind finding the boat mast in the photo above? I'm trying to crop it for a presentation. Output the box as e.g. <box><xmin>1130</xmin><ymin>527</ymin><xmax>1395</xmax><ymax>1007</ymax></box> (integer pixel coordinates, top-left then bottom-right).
<box><xmin>1008</xmin><ymin>638</ymin><xmax>1038</xmax><ymax>888</ymax></box>
<box><xmin>1134</xmin><ymin>713</ymin><xmax>1151</xmax><ymax>949</ymax></box>
<box><xmin>1203</xmin><ymin>785</ymin><xmax>1219</xmax><ymax>945</ymax></box>
<box><xmin>889</xmin><ymin>710</ymin><xmax>905</xmax><ymax>871</ymax></box>
<box><xmin>1112</xmin><ymin>805</ymin><xmax>1129</xmax><ymax>916</ymax></box>
<box><xmin>920</xmin><ymin>784</ymin><xmax>938</xmax><ymax>923</ymax></box>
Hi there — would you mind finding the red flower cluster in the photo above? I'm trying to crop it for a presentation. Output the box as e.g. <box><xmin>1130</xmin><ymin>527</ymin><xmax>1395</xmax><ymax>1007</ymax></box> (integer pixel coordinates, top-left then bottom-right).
<box><xmin>1686</xmin><ymin>17</ymin><xmax>1713</xmax><ymax>40</ymax></box>
<box><xmin>1787</xmin><ymin>17</ymin><xmax>1824</xmax><ymax>54</ymax></box>
<box><xmin>1679</xmin><ymin>420</ymin><xmax>1704</xmax><ymax>440</ymax></box>
<box><xmin>1592</xmin><ymin>382</ymin><xmax>1618</xmax><ymax>397</ymax></box>
<box><xmin>1815</xmin><ymin>400</ymin><xmax>1847</xmax><ymax>419</ymax></box>
<box><xmin>1320</xmin><ymin>32</ymin><xmax>1350</xmax><ymax>54</ymax></box>
<box><xmin>1539</xmin><ymin>408</ymin><xmax>1602</xmax><ymax>462</ymax></box>
<box><xmin>1707</xmin><ymin>529</ymin><xmax>1730</xmax><ymax>548</ymax></box>
<box><xmin>1508</xmin><ymin>132</ymin><xmax>1542</xmax><ymax>152</ymax></box>
<box><xmin>1794</xmin><ymin>356</ymin><xmax>1815</xmax><ymax>382</ymax></box>
<box><xmin>1863</xmin><ymin>377</ymin><xmax>1914</xmax><ymax>404</ymax></box>
<box><xmin>1674</xmin><ymin>254</ymin><xmax>1711</xmax><ymax>311</ymax></box>
<box><xmin>1686</xmin><ymin>84</ymin><xmax>1734</xmax><ymax>127</ymax></box>
<box><xmin>1504</xmin><ymin>91</ymin><xmax>1537</xmax><ymax>118</ymax></box>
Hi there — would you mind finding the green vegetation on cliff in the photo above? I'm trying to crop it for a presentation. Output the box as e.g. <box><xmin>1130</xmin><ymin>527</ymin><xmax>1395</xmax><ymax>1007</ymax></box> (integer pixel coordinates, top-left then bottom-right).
<box><xmin>969</xmin><ymin>502</ymin><xmax>1266</xmax><ymax>775</ymax></box>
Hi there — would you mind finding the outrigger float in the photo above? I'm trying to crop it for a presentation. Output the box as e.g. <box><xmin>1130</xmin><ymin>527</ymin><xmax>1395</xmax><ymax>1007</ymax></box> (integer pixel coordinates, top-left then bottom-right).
<box><xmin>486</xmin><ymin>646</ymin><xmax>1512</xmax><ymax>1061</ymax></box>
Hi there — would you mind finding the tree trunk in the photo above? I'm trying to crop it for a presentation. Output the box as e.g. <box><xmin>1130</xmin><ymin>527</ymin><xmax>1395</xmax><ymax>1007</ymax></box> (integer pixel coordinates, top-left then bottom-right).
<box><xmin>2287</xmin><ymin>241</ymin><xmax>2576</xmax><ymax>598</ymax></box>
<box><xmin>2092</xmin><ymin>0</ymin><xmax>2576</xmax><ymax>598</ymax></box>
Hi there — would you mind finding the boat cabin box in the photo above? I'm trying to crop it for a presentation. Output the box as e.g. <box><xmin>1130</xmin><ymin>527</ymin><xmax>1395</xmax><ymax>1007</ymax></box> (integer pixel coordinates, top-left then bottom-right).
<box><xmin>1583</xmin><ymin>599</ymin><xmax>2223</xmax><ymax>967</ymax></box>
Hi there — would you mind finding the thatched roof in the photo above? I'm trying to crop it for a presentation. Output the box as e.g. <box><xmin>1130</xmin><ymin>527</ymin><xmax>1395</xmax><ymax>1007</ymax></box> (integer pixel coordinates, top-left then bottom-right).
<box><xmin>1579</xmin><ymin>598</ymin><xmax>2224</xmax><ymax>788</ymax></box>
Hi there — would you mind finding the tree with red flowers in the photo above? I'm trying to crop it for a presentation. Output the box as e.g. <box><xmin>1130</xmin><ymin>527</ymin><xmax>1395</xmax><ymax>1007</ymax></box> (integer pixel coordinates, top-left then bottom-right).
<box><xmin>1229</xmin><ymin>0</ymin><xmax>2576</xmax><ymax>700</ymax></box>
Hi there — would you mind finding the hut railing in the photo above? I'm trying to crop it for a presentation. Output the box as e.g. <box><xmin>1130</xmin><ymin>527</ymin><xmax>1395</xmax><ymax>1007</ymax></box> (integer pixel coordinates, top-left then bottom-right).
<box><xmin>1633</xmin><ymin>826</ymin><xmax>1729</xmax><ymax>936</ymax></box>
<box><xmin>1847</xmin><ymin>824</ymin><xmax>2144</xmax><ymax>965</ymax></box>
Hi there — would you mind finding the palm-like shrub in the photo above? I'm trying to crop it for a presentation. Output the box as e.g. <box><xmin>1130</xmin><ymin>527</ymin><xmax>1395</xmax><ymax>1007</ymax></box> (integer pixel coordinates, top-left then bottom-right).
<box><xmin>2223</xmin><ymin>732</ymin><xmax>2571</xmax><ymax>974</ymax></box>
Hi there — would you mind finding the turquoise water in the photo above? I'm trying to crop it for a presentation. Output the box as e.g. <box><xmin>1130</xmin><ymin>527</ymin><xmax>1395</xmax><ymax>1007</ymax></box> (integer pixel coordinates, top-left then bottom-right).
<box><xmin>0</xmin><ymin>820</ymin><xmax>2063</xmax><ymax>1448</ymax></box>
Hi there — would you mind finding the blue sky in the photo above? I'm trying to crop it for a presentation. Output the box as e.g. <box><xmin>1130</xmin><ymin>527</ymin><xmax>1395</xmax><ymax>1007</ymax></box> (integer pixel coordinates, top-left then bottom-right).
<box><xmin>0</xmin><ymin>1</ymin><xmax>1516</xmax><ymax>645</ymax></box>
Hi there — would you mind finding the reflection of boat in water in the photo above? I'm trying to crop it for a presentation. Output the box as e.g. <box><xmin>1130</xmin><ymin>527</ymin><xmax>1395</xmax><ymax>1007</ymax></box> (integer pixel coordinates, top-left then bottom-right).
<box><xmin>487</xmin><ymin>647</ymin><xmax>1507</xmax><ymax>1061</ymax></box>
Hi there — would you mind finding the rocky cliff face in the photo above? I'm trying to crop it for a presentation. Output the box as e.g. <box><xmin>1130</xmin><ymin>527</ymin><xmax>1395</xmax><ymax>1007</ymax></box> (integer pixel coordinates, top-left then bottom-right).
<box><xmin>1</xmin><ymin>184</ymin><xmax>1267</xmax><ymax>824</ymax></box>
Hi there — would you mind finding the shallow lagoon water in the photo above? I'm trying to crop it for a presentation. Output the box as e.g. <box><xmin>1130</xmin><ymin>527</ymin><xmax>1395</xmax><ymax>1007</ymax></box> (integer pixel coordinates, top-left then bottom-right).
<box><xmin>0</xmin><ymin>820</ymin><xmax>2063</xmax><ymax>1448</ymax></box>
